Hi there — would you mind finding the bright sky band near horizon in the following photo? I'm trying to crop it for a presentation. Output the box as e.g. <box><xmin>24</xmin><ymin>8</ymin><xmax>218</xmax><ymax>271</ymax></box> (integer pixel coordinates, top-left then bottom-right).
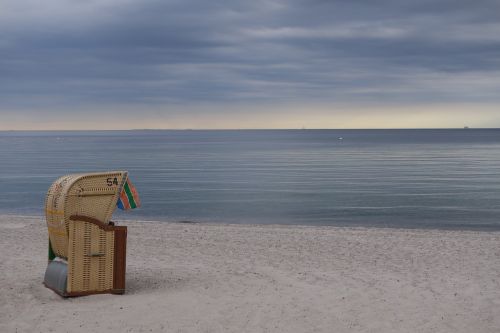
<box><xmin>1</xmin><ymin>0</ymin><xmax>500</xmax><ymax>130</ymax></box>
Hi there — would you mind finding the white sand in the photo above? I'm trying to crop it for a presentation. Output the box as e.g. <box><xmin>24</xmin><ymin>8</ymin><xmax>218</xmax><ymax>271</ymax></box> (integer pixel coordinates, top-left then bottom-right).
<box><xmin>1</xmin><ymin>215</ymin><xmax>499</xmax><ymax>333</ymax></box>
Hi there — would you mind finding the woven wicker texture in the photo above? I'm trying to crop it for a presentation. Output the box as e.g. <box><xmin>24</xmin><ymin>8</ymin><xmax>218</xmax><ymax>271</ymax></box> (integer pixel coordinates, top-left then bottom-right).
<box><xmin>67</xmin><ymin>219</ymin><xmax>115</xmax><ymax>293</ymax></box>
<box><xmin>45</xmin><ymin>171</ymin><xmax>128</xmax><ymax>258</ymax></box>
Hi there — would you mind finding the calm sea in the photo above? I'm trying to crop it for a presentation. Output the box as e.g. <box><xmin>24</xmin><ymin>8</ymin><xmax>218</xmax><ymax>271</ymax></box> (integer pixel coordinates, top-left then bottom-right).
<box><xmin>1</xmin><ymin>129</ymin><xmax>500</xmax><ymax>229</ymax></box>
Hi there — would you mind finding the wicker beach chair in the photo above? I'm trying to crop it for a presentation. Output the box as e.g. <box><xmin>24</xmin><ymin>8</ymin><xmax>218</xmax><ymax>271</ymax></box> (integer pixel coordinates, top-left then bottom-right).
<box><xmin>43</xmin><ymin>171</ymin><xmax>139</xmax><ymax>297</ymax></box>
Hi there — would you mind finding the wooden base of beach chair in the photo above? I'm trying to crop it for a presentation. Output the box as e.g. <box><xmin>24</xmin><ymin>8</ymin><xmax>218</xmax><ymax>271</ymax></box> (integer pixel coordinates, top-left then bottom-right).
<box><xmin>44</xmin><ymin>216</ymin><xmax>127</xmax><ymax>297</ymax></box>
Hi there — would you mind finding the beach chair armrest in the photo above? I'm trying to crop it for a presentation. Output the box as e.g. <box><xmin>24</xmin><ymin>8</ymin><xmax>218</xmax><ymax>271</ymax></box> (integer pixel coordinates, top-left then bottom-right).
<box><xmin>69</xmin><ymin>215</ymin><xmax>115</xmax><ymax>231</ymax></box>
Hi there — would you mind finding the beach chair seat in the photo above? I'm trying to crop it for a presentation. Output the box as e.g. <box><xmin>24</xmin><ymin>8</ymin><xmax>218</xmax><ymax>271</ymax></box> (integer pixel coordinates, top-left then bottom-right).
<box><xmin>43</xmin><ymin>171</ymin><xmax>139</xmax><ymax>297</ymax></box>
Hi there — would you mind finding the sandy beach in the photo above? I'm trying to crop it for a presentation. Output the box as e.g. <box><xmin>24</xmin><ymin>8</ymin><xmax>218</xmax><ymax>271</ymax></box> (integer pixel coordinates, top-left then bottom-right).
<box><xmin>1</xmin><ymin>215</ymin><xmax>499</xmax><ymax>333</ymax></box>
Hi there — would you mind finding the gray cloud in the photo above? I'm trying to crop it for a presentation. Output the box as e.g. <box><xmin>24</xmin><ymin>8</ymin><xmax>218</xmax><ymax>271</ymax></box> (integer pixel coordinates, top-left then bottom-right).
<box><xmin>1</xmin><ymin>0</ymin><xmax>500</xmax><ymax>114</ymax></box>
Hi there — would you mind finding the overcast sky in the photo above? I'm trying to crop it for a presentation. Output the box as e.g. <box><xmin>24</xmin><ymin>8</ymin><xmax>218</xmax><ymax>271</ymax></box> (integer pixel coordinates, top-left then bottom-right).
<box><xmin>1</xmin><ymin>0</ymin><xmax>500</xmax><ymax>129</ymax></box>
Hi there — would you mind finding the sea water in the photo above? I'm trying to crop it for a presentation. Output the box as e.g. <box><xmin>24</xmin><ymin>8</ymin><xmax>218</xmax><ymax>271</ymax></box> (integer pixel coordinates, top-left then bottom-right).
<box><xmin>1</xmin><ymin>129</ymin><xmax>499</xmax><ymax>229</ymax></box>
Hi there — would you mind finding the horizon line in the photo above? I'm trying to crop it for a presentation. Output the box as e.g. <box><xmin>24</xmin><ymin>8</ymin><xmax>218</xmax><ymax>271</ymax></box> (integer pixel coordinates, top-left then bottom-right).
<box><xmin>0</xmin><ymin>127</ymin><xmax>498</xmax><ymax>132</ymax></box>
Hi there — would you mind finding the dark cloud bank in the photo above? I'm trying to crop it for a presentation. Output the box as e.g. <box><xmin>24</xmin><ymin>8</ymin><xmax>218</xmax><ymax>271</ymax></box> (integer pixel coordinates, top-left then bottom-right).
<box><xmin>1</xmin><ymin>0</ymin><xmax>500</xmax><ymax>118</ymax></box>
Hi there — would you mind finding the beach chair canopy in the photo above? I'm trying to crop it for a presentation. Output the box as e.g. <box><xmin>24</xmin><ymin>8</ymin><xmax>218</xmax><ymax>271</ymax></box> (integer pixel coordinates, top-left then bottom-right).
<box><xmin>45</xmin><ymin>171</ymin><xmax>130</xmax><ymax>259</ymax></box>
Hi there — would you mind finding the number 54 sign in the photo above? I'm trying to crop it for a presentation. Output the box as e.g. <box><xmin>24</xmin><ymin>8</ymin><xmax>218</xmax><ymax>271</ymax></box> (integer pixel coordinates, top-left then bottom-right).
<box><xmin>106</xmin><ymin>177</ymin><xmax>119</xmax><ymax>186</ymax></box>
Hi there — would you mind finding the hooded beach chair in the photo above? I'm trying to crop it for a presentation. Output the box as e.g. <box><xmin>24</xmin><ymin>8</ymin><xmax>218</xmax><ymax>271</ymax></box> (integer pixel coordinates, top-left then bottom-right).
<box><xmin>43</xmin><ymin>171</ymin><xmax>140</xmax><ymax>297</ymax></box>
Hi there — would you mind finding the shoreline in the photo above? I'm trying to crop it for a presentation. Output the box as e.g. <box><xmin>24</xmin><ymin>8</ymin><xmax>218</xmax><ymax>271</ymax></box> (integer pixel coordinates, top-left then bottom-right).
<box><xmin>1</xmin><ymin>215</ymin><xmax>500</xmax><ymax>332</ymax></box>
<box><xmin>2</xmin><ymin>213</ymin><xmax>500</xmax><ymax>232</ymax></box>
